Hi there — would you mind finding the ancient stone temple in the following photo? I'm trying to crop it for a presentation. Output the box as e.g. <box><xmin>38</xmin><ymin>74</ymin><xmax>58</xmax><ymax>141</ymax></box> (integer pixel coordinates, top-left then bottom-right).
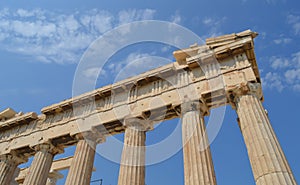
<box><xmin>0</xmin><ymin>30</ymin><xmax>297</xmax><ymax>185</ymax></box>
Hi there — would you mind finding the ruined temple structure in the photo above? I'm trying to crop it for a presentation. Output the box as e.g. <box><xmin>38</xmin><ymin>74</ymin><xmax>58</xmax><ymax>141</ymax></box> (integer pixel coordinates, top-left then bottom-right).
<box><xmin>0</xmin><ymin>30</ymin><xmax>297</xmax><ymax>185</ymax></box>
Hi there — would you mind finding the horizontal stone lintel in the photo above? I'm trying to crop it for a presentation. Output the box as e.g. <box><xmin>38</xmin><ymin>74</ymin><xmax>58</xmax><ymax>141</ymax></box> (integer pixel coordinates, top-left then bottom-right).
<box><xmin>0</xmin><ymin>30</ymin><xmax>260</xmax><ymax>156</ymax></box>
<box><xmin>0</xmin><ymin>66</ymin><xmax>257</xmax><ymax>156</ymax></box>
<box><xmin>42</xmin><ymin>31</ymin><xmax>258</xmax><ymax>115</ymax></box>
<box><xmin>0</xmin><ymin>112</ymin><xmax>38</xmax><ymax>129</ymax></box>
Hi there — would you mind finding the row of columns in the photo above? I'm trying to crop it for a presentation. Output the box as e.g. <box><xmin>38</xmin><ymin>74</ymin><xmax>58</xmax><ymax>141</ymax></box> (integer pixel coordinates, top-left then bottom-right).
<box><xmin>115</xmin><ymin>83</ymin><xmax>296</xmax><ymax>184</ymax></box>
<box><xmin>116</xmin><ymin>101</ymin><xmax>217</xmax><ymax>185</ymax></box>
<box><xmin>0</xmin><ymin>83</ymin><xmax>297</xmax><ymax>185</ymax></box>
<box><xmin>1</xmin><ymin>133</ymin><xmax>100</xmax><ymax>185</ymax></box>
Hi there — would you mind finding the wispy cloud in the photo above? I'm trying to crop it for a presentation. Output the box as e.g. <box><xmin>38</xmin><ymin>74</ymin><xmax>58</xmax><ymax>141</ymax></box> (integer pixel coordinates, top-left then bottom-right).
<box><xmin>170</xmin><ymin>11</ymin><xmax>182</xmax><ymax>24</ymax></box>
<box><xmin>107</xmin><ymin>52</ymin><xmax>165</xmax><ymax>82</ymax></box>
<box><xmin>263</xmin><ymin>51</ymin><xmax>300</xmax><ymax>92</ymax></box>
<box><xmin>270</xmin><ymin>56</ymin><xmax>290</xmax><ymax>69</ymax></box>
<box><xmin>273</xmin><ymin>38</ymin><xmax>292</xmax><ymax>45</ymax></box>
<box><xmin>83</xmin><ymin>51</ymin><xmax>172</xmax><ymax>86</ymax></box>
<box><xmin>287</xmin><ymin>14</ymin><xmax>300</xmax><ymax>35</ymax></box>
<box><xmin>202</xmin><ymin>16</ymin><xmax>226</xmax><ymax>37</ymax></box>
<box><xmin>0</xmin><ymin>8</ymin><xmax>156</xmax><ymax>64</ymax></box>
<box><xmin>118</xmin><ymin>9</ymin><xmax>155</xmax><ymax>25</ymax></box>
<box><xmin>83</xmin><ymin>67</ymin><xmax>105</xmax><ymax>79</ymax></box>
<box><xmin>263</xmin><ymin>72</ymin><xmax>284</xmax><ymax>92</ymax></box>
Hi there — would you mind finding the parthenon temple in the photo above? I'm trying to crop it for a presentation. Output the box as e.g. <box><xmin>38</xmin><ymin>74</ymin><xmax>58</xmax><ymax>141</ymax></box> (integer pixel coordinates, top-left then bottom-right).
<box><xmin>0</xmin><ymin>30</ymin><xmax>297</xmax><ymax>185</ymax></box>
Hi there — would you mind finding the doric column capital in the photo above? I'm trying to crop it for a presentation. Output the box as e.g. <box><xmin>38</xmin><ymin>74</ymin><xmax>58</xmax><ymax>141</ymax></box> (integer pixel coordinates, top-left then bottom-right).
<box><xmin>33</xmin><ymin>143</ymin><xmax>64</xmax><ymax>155</ymax></box>
<box><xmin>181</xmin><ymin>100</ymin><xmax>208</xmax><ymax>115</ymax></box>
<box><xmin>228</xmin><ymin>82</ymin><xmax>263</xmax><ymax>108</ymax></box>
<box><xmin>0</xmin><ymin>152</ymin><xmax>27</xmax><ymax>165</ymax></box>
<box><xmin>75</xmin><ymin>131</ymin><xmax>106</xmax><ymax>144</ymax></box>
<box><xmin>124</xmin><ymin>117</ymin><xmax>153</xmax><ymax>132</ymax></box>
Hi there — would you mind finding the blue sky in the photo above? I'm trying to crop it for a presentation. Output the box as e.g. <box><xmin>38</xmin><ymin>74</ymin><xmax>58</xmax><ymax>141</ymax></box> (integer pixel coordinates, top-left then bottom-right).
<box><xmin>0</xmin><ymin>0</ymin><xmax>300</xmax><ymax>184</ymax></box>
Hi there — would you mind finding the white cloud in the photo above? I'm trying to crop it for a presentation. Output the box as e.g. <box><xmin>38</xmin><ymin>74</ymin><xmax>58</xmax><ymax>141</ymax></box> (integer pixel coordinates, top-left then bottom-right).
<box><xmin>263</xmin><ymin>51</ymin><xmax>300</xmax><ymax>92</ymax></box>
<box><xmin>83</xmin><ymin>67</ymin><xmax>107</xmax><ymax>79</ymax></box>
<box><xmin>16</xmin><ymin>9</ymin><xmax>35</xmax><ymax>17</ymax></box>
<box><xmin>203</xmin><ymin>18</ymin><xmax>213</xmax><ymax>25</ymax></box>
<box><xmin>109</xmin><ymin>52</ymin><xmax>153</xmax><ymax>75</ymax></box>
<box><xmin>0</xmin><ymin>8</ymin><xmax>9</xmax><ymax>17</ymax></box>
<box><xmin>273</xmin><ymin>38</ymin><xmax>292</xmax><ymax>44</ymax></box>
<box><xmin>270</xmin><ymin>57</ymin><xmax>290</xmax><ymax>69</ymax></box>
<box><xmin>201</xmin><ymin>16</ymin><xmax>226</xmax><ymax>37</ymax></box>
<box><xmin>284</xmin><ymin>69</ymin><xmax>300</xmax><ymax>84</ymax></box>
<box><xmin>64</xmin><ymin>15</ymin><xmax>80</xmax><ymax>32</ymax></box>
<box><xmin>203</xmin><ymin>17</ymin><xmax>226</xmax><ymax>27</ymax></box>
<box><xmin>161</xmin><ymin>45</ymin><xmax>172</xmax><ymax>53</ymax></box>
<box><xmin>118</xmin><ymin>9</ymin><xmax>155</xmax><ymax>25</ymax></box>
<box><xmin>263</xmin><ymin>72</ymin><xmax>284</xmax><ymax>92</ymax></box>
<box><xmin>287</xmin><ymin>14</ymin><xmax>300</xmax><ymax>24</ymax></box>
<box><xmin>170</xmin><ymin>11</ymin><xmax>181</xmax><ymax>24</ymax></box>
<box><xmin>287</xmin><ymin>14</ymin><xmax>300</xmax><ymax>35</ymax></box>
<box><xmin>291</xmin><ymin>51</ymin><xmax>300</xmax><ymax>66</ymax></box>
<box><xmin>103</xmin><ymin>52</ymin><xmax>171</xmax><ymax>83</ymax></box>
<box><xmin>292</xmin><ymin>84</ymin><xmax>300</xmax><ymax>91</ymax></box>
<box><xmin>0</xmin><ymin>8</ymin><xmax>156</xmax><ymax>64</ymax></box>
<box><xmin>91</xmin><ymin>11</ymin><xmax>114</xmax><ymax>33</ymax></box>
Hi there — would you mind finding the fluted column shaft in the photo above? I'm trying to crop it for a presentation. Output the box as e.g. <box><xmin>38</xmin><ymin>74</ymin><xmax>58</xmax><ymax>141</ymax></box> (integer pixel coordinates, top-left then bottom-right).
<box><xmin>65</xmin><ymin>133</ymin><xmax>98</xmax><ymax>185</ymax></box>
<box><xmin>181</xmin><ymin>101</ymin><xmax>216</xmax><ymax>185</ymax></box>
<box><xmin>118</xmin><ymin>120</ymin><xmax>148</xmax><ymax>185</ymax></box>
<box><xmin>10</xmin><ymin>167</ymin><xmax>20</xmax><ymax>185</ymax></box>
<box><xmin>23</xmin><ymin>144</ymin><xmax>58</xmax><ymax>185</ymax></box>
<box><xmin>235</xmin><ymin>92</ymin><xmax>297</xmax><ymax>185</ymax></box>
<box><xmin>0</xmin><ymin>154</ymin><xmax>25</xmax><ymax>185</ymax></box>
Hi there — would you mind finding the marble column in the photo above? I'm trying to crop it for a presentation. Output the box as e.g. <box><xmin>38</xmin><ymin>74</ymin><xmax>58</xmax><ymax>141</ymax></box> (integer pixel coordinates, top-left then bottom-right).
<box><xmin>118</xmin><ymin>119</ymin><xmax>151</xmax><ymax>185</ymax></box>
<box><xmin>23</xmin><ymin>144</ymin><xmax>61</xmax><ymax>185</ymax></box>
<box><xmin>0</xmin><ymin>154</ymin><xmax>26</xmax><ymax>185</ymax></box>
<box><xmin>10</xmin><ymin>167</ymin><xmax>20</xmax><ymax>185</ymax></box>
<box><xmin>234</xmin><ymin>83</ymin><xmax>297</xmax><ymax>185</ymax></box>
<box><xmin>46</xmin><ymin>171</ymin><xmax>64</xmax><ymax>185</ymax></box>
<box><xmin>181</xmin><ymin>101</ymin><xmax>216</xmax><ymax>185</ymax></box>
<box><xmin>65</xmin><ymin>132</ymin><xmax>103</xmax><ymax>185</ymax></box>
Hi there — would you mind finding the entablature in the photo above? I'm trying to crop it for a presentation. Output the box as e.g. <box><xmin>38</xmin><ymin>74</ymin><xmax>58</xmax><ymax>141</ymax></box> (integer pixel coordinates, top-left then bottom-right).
<box><xmin>0</xmin><ymin>30</ymin><xmax>262</xmax><ymax>157</ymax></box>
<box><xmin>0</xmin><ymin>111</ymin><xmax>38</xmax><ymax>129</ymax></box>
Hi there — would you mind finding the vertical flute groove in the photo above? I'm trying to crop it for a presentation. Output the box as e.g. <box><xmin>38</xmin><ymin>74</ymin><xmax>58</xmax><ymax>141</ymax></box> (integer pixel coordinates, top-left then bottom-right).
<box><xmin>65</xmin><ymin>138</ymin><xmax>96</xmax><ymax>185</ymax></box>
<box><xmin>0</xmin><ymin>154</ymin><xmax>22</xmax><ymax>185</ymax></box>
<box><xmin>118</xmin><ymin>123</ymin><xmax>146</xmax><ymax>185</ymax></box>
<box><xmin>236</xmin><ymin>94</ymin><xmax>297</xmax><ymax>185</ymax></box>
<box><xmin>23</xmin><ymin>144</ymin><xmax>54</xmax><ymax>185</ymax></box>
<box><xmin>181</xmin><ymin>101</ymin><xmax>216</xmax><ymax>185</ymax></box>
